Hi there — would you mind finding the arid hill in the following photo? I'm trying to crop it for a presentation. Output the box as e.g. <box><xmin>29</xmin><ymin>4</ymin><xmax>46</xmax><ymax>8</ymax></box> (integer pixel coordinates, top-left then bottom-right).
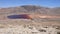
<box><xmin>0</xmin><ymin>5</ymin><xmax>60</xmax><ymax>20</ymax></box>
<box><xmin>0</xmin><ymin>5</ymin><xmax>60</xmax><ymax>15</ymax></box>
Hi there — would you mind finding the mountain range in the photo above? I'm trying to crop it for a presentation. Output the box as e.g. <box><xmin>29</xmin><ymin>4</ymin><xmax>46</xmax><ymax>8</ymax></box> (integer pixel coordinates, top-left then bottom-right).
<box><xmin>0</xmin><ymin>5</ymin><xmax>60</xmax><ymax>16</ymax></box>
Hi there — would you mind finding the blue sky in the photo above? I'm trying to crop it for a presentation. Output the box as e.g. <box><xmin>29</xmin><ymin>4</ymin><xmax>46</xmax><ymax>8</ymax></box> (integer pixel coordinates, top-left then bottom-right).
<box><xmin>0</xmin><ymin>0</ymin><xmax>60</xmax><ymax>8</ymax></box>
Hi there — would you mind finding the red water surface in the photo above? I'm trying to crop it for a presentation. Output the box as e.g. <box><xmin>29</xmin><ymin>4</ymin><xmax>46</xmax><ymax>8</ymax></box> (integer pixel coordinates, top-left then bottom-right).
<box><xmin>7</xmin><ymin>14</ymin><xmax>32</xmax><ymax>19</ymax></box>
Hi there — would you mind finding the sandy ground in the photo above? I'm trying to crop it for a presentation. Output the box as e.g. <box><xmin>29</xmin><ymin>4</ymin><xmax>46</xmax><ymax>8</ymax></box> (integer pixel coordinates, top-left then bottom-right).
<box><xmin>0</xmin><ymin>19</ymin><xmax>60</xmax><ymax>34</ymax></box>
<box><xmin>0</xmin><ymin>13</ymin><xmax>60</xmax><ymax>34</ymax></box>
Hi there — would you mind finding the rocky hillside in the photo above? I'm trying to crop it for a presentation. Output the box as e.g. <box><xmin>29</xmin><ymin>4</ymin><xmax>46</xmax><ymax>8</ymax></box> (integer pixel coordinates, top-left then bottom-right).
<box><xmin>0</xmin><ymin>5</ymin><xmax>60</xmax><ymax>15</ymax></box>
<box><xmin>0</xmin><ymin>5</ymin><xmax>60</xmax><ymax>21</ymax></box>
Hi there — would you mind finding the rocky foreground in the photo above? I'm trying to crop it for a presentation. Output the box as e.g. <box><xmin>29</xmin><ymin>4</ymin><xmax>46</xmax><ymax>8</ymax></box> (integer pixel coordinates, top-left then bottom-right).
<box><xmin>0</xmin><ymin>19</ymin><xmax>60</xmax><ymax>34</ymax></box>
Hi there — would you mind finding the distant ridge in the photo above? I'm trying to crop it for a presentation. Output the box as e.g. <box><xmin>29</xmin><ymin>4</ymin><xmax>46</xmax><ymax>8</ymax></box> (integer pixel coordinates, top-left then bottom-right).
<box><xmin>0</xmin><ymin>5</ymin><xmax>60</xmax><ymax>16</ymax></box>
